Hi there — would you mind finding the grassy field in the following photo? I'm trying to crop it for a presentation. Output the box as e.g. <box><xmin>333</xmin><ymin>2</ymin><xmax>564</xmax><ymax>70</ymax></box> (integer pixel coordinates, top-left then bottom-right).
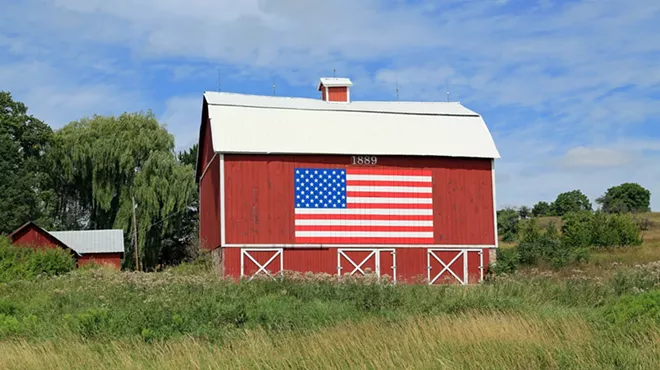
<box><xmin>1</xmin><ymin>213</ymin><xmax>660</xmax><ymax>369</ymax></box>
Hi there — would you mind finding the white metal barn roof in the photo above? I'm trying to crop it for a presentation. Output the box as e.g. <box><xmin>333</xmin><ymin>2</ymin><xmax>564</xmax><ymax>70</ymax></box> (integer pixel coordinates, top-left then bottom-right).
<box><xmin>203</xmin><ymin>91</ymin><xmax>500</xmax><ymax>159</ymax></box>
<box><xmin>49</xmin><ymin>229</ymin><xmax>125</xmax><ymax>254</ymax></box>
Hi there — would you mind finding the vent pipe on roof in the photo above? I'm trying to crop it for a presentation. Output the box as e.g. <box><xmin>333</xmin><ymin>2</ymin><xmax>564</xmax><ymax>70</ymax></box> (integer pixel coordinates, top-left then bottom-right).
<box><xmin>318</xmin><ymin>77</ymin><xmax>353</xmax><ymax>103</ymax></box>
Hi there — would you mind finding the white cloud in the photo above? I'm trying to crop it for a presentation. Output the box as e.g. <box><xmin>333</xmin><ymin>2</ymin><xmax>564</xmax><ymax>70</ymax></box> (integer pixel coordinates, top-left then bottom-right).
<box><xmin>0</xmin><ymin>61</ymin><xmax>144</xmax><ymax>128</ymax></box>
<box><xmin>559</xmin><ymin>147</ymin><xmax>637</xmax><ymax>170</ymax></box>
<box><xmin>2</xmin><ymin>0</ymin><xmax>660</xmax><ymax>210</ymax></box>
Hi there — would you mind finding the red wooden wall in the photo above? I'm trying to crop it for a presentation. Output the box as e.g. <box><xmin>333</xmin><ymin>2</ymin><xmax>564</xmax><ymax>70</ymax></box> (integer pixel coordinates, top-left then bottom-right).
<box><xmin>198</xmin><ymin>114</ymin><xmax>221</xmax><ymax>251</ymax></box>
<box><xmin>11</xmin><ymin>224</ymin><xmax>63</xmax><ymax>250</ymax></box>
<box><xmin>223</xmin><ymin>154</ymin><xmax>495</xmax><ymax>245</ymax></box>
<box><xmin>78</xmin><ymin>254</ymin><xmax>122</xmax><ymax>269</ymax></box>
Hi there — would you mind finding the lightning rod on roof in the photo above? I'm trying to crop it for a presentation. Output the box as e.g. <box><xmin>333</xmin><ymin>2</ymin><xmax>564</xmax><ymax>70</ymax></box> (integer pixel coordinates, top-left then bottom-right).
<box><xmin>445</xmin><ymin>78</ymin><xmax>450</xmax><ymax>102</ymax></box>
<box><xmin>333</xmin><ymin>68</ymin><xmax>336</xmax><ymax>77</ymax></box>
<box><xmin>396</xmin><ymin>76</ymin><xmax>399</xmax><ymax>100</ymax></box>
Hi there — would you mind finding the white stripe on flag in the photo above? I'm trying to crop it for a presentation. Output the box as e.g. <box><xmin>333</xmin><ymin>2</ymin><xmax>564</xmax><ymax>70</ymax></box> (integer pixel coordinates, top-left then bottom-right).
<box><xmin>295</xmin><ymin>219</ymin><xmax>433</xmax><ymax>226</ymax></box>
<box><xmin>294</xmin><ymin>208</ymin><xmax>433</xmax><ymax>215</ymax></box>
<box><xmin>295</xmin><ymin>231</ymin><xmax>434</xmax><ymax>238</ymax></box>
<box><xmin>346</xmin><ymin>186</ymin><xmax>432</xmax><ymax>193</ymax></box>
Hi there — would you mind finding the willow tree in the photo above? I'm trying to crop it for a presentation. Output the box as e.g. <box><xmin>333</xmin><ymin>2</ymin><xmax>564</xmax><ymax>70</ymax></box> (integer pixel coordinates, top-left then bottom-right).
<box><xmin>50</xmin><ymin>111</ymin><xmax>195</xmax><ymax>270</ymax></box>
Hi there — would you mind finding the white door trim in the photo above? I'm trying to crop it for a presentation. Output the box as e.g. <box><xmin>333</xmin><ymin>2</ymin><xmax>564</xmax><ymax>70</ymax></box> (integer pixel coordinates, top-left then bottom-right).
<box><xmin>219</xmin><ymin>154</ymin><xmax>226</xmax><ymax>247</ymax></box>
<box><xmin>427</xmin><ymin>249</ymin><xmax>485</xmax><ymax>285</ymax></box>
<box><xmin>240</xmin><ymin>248</ymin><xmax>283</xmax><ymax>281</ymax></box>
<box><xmin>225</xmin><ymin>244</ymin><xmax>493</xmax><ymax>249</ymax></box>
<box><xmin>337</xmin><ymin>248</ymin><xmax>396</xmax><ymax>281</ymax></box>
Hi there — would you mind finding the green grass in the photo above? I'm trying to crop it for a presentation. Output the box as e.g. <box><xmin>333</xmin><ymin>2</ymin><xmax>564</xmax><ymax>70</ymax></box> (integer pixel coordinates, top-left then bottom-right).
<box><xmin>2</xmin><ymin>261</ymin><xmax>660</xmax><ymax>369</ymax></box>
<box><xmin>2</xmin><ymin>213</ymin><xmax>660</xmax><ymax>369</ymax></box>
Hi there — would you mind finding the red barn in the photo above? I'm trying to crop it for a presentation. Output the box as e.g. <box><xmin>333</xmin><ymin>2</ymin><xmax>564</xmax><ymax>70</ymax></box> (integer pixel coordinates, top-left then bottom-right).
<box><xmin>195</xmin><ymin>77</ymin><xmax>500</xmax><ymax>285</ymax></box>
<box><xmin>9</xmin><ymin>222</ymin><xmax>125</xmax><ymax>269</ymax></box>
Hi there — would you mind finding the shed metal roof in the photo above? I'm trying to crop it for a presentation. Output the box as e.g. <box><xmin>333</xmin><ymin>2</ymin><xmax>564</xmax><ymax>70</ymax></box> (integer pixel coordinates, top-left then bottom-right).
<box><xmin>49</xmin><ymin>229</ymin><xmax>125</xmax><ymax>254</ymax></box>
<box><xmin>202</xmin><ymin>91</ymin><xmax>500</xmax><ymax>160</ymax></box>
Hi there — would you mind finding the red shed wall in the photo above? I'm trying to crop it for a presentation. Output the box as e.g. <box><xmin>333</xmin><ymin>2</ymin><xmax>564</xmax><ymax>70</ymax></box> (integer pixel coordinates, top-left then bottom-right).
<box><xmin>327</xmin><ymin>87</ymin><xmax>348</xmax><ymax>102</ymax></box>
<box><xmin>223</xmin><ymin>154</ymin><xmax>495</xmax><ymax>246</ymax></box>
<box><xmin>12</xmin><ymin>225</ymin><xmax>63</xmax><ymax>250</ymax></box>
<box><xmin>79</xmin><ymin>253</ymin><xmax>122</xmax><ymax>269</ymax></box>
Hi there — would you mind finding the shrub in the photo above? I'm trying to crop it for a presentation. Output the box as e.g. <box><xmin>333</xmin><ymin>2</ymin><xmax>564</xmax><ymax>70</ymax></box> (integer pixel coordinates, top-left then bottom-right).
<box><xmin>561</xmin><ymin>211</ymin><xmax>593</xmax><ymax>249</ymax></box>
<box><xmin>516</xmin><ymin>219</ymin><xmax>588</xmax><ymax>268</ymax></box>
<box><xmin>591</xmin><ymin>212</ymin><xmax>642</xmax><ymax>248</ymax></box>
<box><xmin>0</xmin><ymin>238</ymin><xmax>75</xmax><ymax>282</ymax></box>
<box><xmin>497</xmin><ymin>207</ymin><xmax>520</xmax><ymax>242</ymax></box>
<box><xmin>602</xmin><ymin>290</ymin><xmax>660</xmax><ymax>330</ymax></box>
<box><xmin>488</xmin><ymin>247</ymin><xmax>519</xmax><ymax>276</ymax></box>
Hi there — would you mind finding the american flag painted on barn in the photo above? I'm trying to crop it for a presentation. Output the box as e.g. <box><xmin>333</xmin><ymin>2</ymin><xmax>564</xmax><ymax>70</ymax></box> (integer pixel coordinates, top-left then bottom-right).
<box><xmin>294</xmin><ymin>168</ymin><xmax>434</xmax><ymax>244</ymax></box>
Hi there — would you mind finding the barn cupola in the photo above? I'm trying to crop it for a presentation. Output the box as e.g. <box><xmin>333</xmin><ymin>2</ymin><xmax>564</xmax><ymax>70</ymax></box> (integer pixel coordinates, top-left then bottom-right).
<box><xmin>318</xmin><ymin>77</ymin><xmax>353</xmax><ymax>103</ymax></box>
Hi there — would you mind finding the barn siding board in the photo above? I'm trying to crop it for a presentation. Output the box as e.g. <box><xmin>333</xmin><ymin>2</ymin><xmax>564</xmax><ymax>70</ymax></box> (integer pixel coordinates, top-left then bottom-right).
<box><xmin>223</xmin><ymin>154</ymin><xmax>494</xmax><ymax>245</ymax></box>
<box><xmin>283</xmin><ymin>248</ymin><xmax>336</xmax><ymax>275</ymax></box>
<box><xmin>11</xmin><ymin>226</ymin><xmax>62</xmax><ymax>250</ymax></box>
<box><xmin>199</xmin><ymin>154</ymin><xmax>221</xmax><ymax>250</ymax></box>
<box><xmin>79</xmin><ymin>253</ymin><xmax>122</xmax><ymax>269</ymax></box>
<box><xmin>395</xmin><ymin>248</ymin><xmax>428</xmax><ymax>283</ymax></box>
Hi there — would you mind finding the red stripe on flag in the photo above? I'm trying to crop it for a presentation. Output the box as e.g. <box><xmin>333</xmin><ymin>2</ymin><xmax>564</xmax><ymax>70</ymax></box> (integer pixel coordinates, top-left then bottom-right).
<box><xmin>346</xmin><ymin>203</ymin><xmax>433</xmax><ymax>209</ymax></box>
<box><xmin>295</xmin><ymin>237</ymin><xmax>434</xmax><ymax>244</ymax></box>
<box><xmin>346</xmin><ymin>191</ymin><xmax>433</xmax><ymax>198</ymax></box>
<box><xmin>346</xmin><ymin>169</ymin><xmax>432</xmax><ymax>176</ymax></box>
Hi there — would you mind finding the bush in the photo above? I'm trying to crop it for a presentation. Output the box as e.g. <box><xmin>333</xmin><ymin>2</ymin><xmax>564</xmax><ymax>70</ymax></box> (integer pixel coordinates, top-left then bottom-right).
<box><xmin>590</xmin><ymin>212</ymin><xmax>643</xmax><ymax>248</ymax></box>
<box><xmin>0</xmin><ymin>238</ymin><xmax>75</xmax><ymax>282</ymax></box>
<box><xmin>497</xmin><ymin>208</ymin><xmax>520</xmax><ymax>242</ymax></box>
<box><xmin>516</xmin><ymin>219</ymin><xmax>588</xmax><ymax>268</ymax></box>
<box><xmin>602</xmin><ymin>290</ymin><xmax>660</xmax><ymax>330</ymax></box>
<box><xmin>488</xmin><ymin>247</ymin><xmax>519</xmax><ymax>276</ymax></box>
<box><xmin>561</xmin><ymin>211</ymin><xmax>594</xmax><ymax>249</ymax></box>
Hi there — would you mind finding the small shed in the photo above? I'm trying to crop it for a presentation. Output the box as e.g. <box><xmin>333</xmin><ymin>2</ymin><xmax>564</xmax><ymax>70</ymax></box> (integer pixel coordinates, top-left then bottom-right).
<box><xmin>195</xmin><ymin>76</ymin><xmax>500</xmax><ymax>284</ymax></box>
<box><xmin>9</xmin><ymin>222</ymin><xmax>125</xmax><ymax>269</ymax></box>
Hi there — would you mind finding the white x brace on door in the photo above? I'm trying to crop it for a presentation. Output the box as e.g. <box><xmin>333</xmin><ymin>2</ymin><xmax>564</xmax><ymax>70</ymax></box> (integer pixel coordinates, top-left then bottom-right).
<box><xmin>427</xmin><ymin>249</ymin><xmax>483</xmax><ymax>285</ymax></box>
<box><xmin>337</xmin><ymin>249</ymin><xmax>396</xmax><ymax>282</ymax></box>
<box><xmin>240</xmin><ymin>248</ymin><xmax>283</xmax><ymax>281</ymax></box>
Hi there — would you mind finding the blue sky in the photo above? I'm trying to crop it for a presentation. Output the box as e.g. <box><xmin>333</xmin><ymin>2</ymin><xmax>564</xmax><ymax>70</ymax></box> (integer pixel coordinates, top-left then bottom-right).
<box><xmin>2</xmin><ymin>0</ymin><xmax>659</xmax><ymax>210</ymax></box>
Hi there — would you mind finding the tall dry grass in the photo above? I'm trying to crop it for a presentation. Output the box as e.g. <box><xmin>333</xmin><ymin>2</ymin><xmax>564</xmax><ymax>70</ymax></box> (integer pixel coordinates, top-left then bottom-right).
<box><xmin>2</xmin><ymin>312</ymin><xmax>659</xmax><ymax>370</ymax></box>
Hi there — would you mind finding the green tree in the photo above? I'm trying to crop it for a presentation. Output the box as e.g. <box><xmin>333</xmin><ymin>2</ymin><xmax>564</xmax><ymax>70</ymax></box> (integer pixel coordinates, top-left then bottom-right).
<box><xmin>553</xmin><ymin>190</ymin><xmax>592</xmax><ymax>216</ymax></box>
<box><xmin>497</xmin><ymin>207</ymin><xmax>520</xmax><ymax>242</ymax></box>
<box><xmin>158</xmin><ymin>144</ymin><xmax>200</xmax><ymax>266</ymax></box>
<box><xmin>0</xmin><ymin>91</ymin><xmax>53</xmax><ymax>234</ymax></box>
<box><xmin>48</xmin><ymin>112</ymin><xmax>195</xmax><ymax>270</ymax></box>
<box><xmin>596</xmin><ymin>183</ymin><xmax>651</xmax><ymax>214</ymax></box>
<box><xmin>531</xmin><ymin>201</ymin><xmax>552</xmax><ymax>217</ymax></box>
<box><xmin>561</xmin><ymin>211</ymin><xmax>593</xmax><ymax>249</ymax></box>
<box><xmin>518</xmin><ymin>206</ymin><xmax>531</xmax><ymax>219</ymax></box>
